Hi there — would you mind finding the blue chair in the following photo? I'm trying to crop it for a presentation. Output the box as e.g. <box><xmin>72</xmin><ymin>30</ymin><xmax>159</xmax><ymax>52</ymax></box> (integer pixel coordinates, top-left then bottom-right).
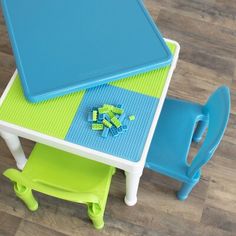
<box><xmin>145</xmin><ymin>86</ymin><xmax>230</xmax><ymax>200</ymax></box>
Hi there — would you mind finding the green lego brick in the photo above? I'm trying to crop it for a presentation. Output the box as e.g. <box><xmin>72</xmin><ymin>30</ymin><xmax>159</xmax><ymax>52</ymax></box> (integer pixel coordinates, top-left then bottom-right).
<box><xmin>129</xmin><ymin>115</ymin><xmax>135</xmax><ymax>121</ymax></box>
<box><xmin>103</xmin><ymin>104</ymin><xmax>114</xmax><ymax>111</ymax></box>
<box><xmin>98</xmin><ymin>107</ymin><xmax>109</xmax><ymax>114</ymax></box>
<box><xmin>102</xmin><ymin>119</ymin><xmax>112</xmax><ymax>128</ymax></box>
<box><xmin>92</xmin><ymin>123</ymin><xmax>104</xmax><ymax>131</ymax></box>
<box><xmin>111</xmin><ymin>117</ymin><xmax>121</xmax><ymax>128</ymax></box>
<box><xmin>107</xmin><ymin>111</ymin><xmax>115</xmax><ymax>119</ymax></box>
<box><xmin>92</xmin><ymin>110</ymin><xmax>98</xmax><ymax>122</ymax></box>
<box><xmin>112</xmin><ymin>107</ymin><xmax>124</xmax><ymax>115</ymax></box>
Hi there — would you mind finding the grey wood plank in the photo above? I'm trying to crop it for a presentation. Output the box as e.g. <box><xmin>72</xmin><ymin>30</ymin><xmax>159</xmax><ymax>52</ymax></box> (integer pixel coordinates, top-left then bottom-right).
<box><xmin>150</xmin><ymin>0</ymin><xmax>236</xmax><ymax>30</ymax></box>
<box><xmin>15</xmin><ymin>220</ymin><xmax>69</xmax><ymax>236</ymax></box>
<box><xmin>167</xmin><ymin>59</ymin><xmax>232</xmax><ymax>104</ymax></box>
<box><xmin>0</xmin><ymin>211</ymin><xmax>21</xmax><ymax>236</ymax></box>
<box><xmin>0</xmin><ymin>10</ymin><xmax>12</xmax><ymax>55</ymax></box>
<box><xmin>156</xmin><ymin>9</ymin><xmax>236</xmax><ymax>77</ymax></box>
<box><xmin>205</xmin><ymin>175</ymin><xmax>236</xmax><ymax>214</ymax></box>
<box><xmin>201</xmin><ymin>206</ymin><xmax>236</xmax><ymax>233</ymax></box>
<box><xmin>230</xmin><ymin>78</ymin><xmax>236</xmax><ymax>115</ymax></box>
<box><xmin>143</xmin><ymin>0</ymin><xmax>161</xmax><ymax>21</ymax></box>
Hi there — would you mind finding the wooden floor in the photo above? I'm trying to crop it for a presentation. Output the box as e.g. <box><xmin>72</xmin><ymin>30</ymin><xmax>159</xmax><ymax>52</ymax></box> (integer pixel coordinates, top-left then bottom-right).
<box><xmin>0</xmin><ymin>1</ymin><xmax>235</xmax><ymax>235</ymax></box>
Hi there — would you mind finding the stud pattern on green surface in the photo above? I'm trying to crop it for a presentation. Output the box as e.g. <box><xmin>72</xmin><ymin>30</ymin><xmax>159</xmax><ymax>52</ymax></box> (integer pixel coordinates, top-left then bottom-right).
<box><xmin>0</xmin><ymin>76</ymin><xmax>85</xmax><ymax>139</ymax></box>
<box><xmin>110</xmin><ymin>42</ymin><xmax>176</xmax><ymax>98</ymax></box>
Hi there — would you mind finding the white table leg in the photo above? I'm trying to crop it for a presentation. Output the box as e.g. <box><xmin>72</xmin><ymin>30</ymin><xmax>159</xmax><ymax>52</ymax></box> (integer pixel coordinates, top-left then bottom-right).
<box><xmin>0</xmin><ymin>131</ymin><xmax>27</xmax><ymax>170</ymax></box>
<box><xmin>124</xmin><ymin>170</ymin><xmax>142</xmax><ymax>206</ymax></box>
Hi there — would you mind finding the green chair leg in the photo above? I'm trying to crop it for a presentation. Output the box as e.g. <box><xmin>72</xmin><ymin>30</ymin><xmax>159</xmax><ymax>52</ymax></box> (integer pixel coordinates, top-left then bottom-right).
<box><xmin>88</xmin><ymin>203</ymin><xmax>104</xmax><ymax>229</ymax></box>
<box><xmin>89</xmin><ymin>214</ymin><xmax>104</xmax><ymax>230</ymax></box>
<box><xmin>14</xmin><ymin>183</ymin><xmax>38</xmax><ymax>211</ymax></box>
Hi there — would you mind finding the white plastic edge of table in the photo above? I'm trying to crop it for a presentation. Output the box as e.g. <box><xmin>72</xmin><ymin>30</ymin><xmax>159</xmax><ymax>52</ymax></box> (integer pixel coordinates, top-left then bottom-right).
<box><xmin>0</xmin><ymin>38</ymin><xmax>180</xmax><ymax>206</ymax></box>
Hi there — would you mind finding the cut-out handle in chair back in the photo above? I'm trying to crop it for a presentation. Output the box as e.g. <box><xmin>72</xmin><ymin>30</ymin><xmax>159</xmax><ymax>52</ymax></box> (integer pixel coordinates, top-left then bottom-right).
<box><xmin>187</xmin><ymin>86</ymin><xmax>230</xmax><ymax>178</ymax></box>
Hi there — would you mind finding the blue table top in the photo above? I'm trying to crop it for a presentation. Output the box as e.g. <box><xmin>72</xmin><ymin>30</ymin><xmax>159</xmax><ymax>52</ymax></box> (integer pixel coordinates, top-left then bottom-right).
<box><xmin>1</xmin><ymin>0</ymin><xmax>172</xmax><ymax>103</ymax></box>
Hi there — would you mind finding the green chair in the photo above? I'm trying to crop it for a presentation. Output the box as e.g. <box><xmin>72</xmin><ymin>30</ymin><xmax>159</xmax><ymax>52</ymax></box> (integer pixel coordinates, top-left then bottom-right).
<box><xmin>3</xmin><ymin>143</ymin><xmax>115</xmax><ymax>229</ymax></box>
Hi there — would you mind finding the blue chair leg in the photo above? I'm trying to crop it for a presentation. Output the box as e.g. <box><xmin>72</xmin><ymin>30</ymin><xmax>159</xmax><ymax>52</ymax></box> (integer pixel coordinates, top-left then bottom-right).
<box><xmin>177</xmin><ymin>181</ymin><xmax>198</xmax><ymax>201</ymax></box>
<box><xmin>193</xmin><ymin>120</ymin><xmax>208</xmax><ymax>143</ymax></box>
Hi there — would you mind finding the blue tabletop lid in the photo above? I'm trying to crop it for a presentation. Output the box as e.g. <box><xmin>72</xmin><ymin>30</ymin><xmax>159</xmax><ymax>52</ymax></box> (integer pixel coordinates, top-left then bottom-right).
<box><xmin>1</xmin><ymin>0</ymin><xmax>172</xmax><ymax>103</ymax></box>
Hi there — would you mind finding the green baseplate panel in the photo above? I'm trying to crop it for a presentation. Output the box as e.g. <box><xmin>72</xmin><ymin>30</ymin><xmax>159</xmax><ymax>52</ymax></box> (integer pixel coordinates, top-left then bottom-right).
<box><xmin>110</xmin><ymin>42</ymin><xmax>176</xmax><ymax>97</ymax></box>
<box><xmin>0</xmin><ymin>42</ymin><xmax>176</xmax><ymax>139</ymax></box>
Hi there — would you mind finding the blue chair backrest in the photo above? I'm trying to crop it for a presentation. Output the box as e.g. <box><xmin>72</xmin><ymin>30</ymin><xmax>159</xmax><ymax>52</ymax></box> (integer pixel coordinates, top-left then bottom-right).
<box><xmin>187</xmin><ymin>86</ymin><xmax>230</xmax><ymax>178</ymax></box>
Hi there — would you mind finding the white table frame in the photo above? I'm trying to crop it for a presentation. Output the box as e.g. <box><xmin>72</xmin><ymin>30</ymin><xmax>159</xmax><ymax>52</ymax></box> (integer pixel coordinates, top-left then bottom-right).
<box><xmin>0</xmin><ymin>39</ymin><xmax>180</xmax><ymax>206</ymax></box>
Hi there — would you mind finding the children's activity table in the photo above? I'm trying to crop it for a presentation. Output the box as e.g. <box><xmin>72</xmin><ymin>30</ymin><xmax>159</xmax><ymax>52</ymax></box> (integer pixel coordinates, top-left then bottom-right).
<box><xmin>0</xmin><ymin>39</ymin><xmax>180</xmax><ymax>206</ymax></box>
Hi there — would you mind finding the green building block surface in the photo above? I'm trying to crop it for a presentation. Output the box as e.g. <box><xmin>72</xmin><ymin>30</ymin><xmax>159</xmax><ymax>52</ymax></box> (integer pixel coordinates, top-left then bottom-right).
<box><xmin>0</xmin><ymin>76</ymin><xmax>85</xmax><ymax>139</ymax></box>
<box><xmin>110</xmin><ymin>42</ymin><xmax>176</xmax><ymax>98</ymax></box>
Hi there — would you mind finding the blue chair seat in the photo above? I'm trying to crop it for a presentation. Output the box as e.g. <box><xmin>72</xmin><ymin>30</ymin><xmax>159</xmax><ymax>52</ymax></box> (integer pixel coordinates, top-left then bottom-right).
<box><xmin>146</xmin><ymin>98</ymin><xmax>205</xmax><ymax>183</ymax></box>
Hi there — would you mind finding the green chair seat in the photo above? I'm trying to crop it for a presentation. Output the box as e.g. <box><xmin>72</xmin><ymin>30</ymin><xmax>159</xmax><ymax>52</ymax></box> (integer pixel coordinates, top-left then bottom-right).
<box><xmin>4</xmin><ymin>143</ymin><xmax>115</xmax><ymax>229</ymax></box>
